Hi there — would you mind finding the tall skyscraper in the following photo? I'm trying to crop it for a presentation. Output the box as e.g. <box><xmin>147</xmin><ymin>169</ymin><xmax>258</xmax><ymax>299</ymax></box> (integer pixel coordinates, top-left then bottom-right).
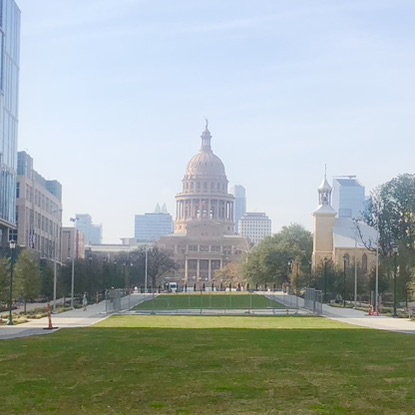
<box><xmin>332</xmin><ymin>176</ymin><xmax>365</xmax><ymax>219</ymax></box>
<box><xmin>16</xmin><ymin>151</ymin><xmax>63</xmax><ymax>259</ymax></box>
<box><xmin>135</xmin><ymin>204</ymin><xmax>173</xmax><ymax>242</ymax></box>
<box><xmin>0</xmin><ymin>0</ymin><xmax>20</xmax><ymax>246</ymax></box>
<box><xmin>75</xmin><ymin>214</ymin><xmax>103</xmax><ymax>245</ymax></box>
<box><xmin>238</xmin><ymin>212</ymin><xmax>272</xmax><ymax>245</ymax></box>
<box><xmin>231</xmin><ymin>185</ymin><xmax>246</xmax><ymax>234</ymax></box>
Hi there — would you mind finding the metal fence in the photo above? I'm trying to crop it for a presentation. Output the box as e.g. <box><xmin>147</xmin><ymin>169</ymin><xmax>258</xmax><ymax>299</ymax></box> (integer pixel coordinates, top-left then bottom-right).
<box><xmin>104</xmin><ymin>289</ymin><xmax>316</xmax><ymax>316</ymax></box>
<box><xmin>303</xmin><ymin>288</ymin><xmax>323</xmax><ymax>315</ymax></box>
<box><xmin>129</xmin><ymin>290</ymin><xmax>311</xmax><ymax>316</ymax></box>
<box><xmin>105</xmin><ymin>288</ymin><xmax>145</xmax><ymax>313</ymax></box>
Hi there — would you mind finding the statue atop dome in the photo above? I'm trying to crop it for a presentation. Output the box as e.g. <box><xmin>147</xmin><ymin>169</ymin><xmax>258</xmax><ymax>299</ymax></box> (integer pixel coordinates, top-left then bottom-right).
<box><xmin>200</xmin><ymin>119</ymin><xmax>212</xmax><ymax>151</ymax></box>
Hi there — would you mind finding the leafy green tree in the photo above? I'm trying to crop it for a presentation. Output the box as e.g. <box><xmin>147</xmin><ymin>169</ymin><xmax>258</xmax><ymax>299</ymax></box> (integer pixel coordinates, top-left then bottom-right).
<box><xmin>244</xmin><ymin>223</ymin><xmax>313</xmax><ymax>289</ymax></box>
<box><xmin>0</xmin><ymin>258</ymin><xmax>10</xmax><ymax>307</ymax></box>
<box><xmin>40</xmin><ymin>261</ymin><xmax>54</xmax><ymax>300</ymax></box>
<box><xmin>364</xmin><ymin>173</ymin><xmax>415</xmax><ymax>255</ymax></box>
<box><xmin>13</xmin><ymin>250</ymin><xmax>42</xmax><ymax>312</ymax></box>
<box><xmin>363</xmin><ymin>173</ymin><xmax>415</xmax><ymax>301</ymax></box>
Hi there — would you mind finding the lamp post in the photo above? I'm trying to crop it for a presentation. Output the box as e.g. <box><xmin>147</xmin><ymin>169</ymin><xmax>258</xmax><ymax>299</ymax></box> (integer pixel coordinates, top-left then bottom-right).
<box><xmin>102</xmin><ymin>256</ymin><xmax>108</xmax><ymax>295</ymax></box>
<box><xmin>52</xmin><ymin>208</ymin><xmax>62</xmax><ymax>313</ymax></box>
<box><xmin>88</xmin><ymin>255</ymin><xmax>92</xmax><ymax>298</ymax></box>
<box><xmin>354</xmin><ymin>236</ymin><xmax>358</xmax><ymax>309</ymax></box>
<box><xmin>7</xmin><ymin>240</ymin><xmax>16</xmax><ymax>325</ymax></box>
<box><xmin>323</xmin><ymin>258</ymin><xmax>327</xmax><ymax>303</ymax></box>
<box><xmin>69</xmin><ymin>217</ymin><xmax>78</xmax><ymax>307</ymax></box>
<box><xmin>343</xmin><ymin>255</ymin><xmax>347</xmax><ymax>307</ymax></box>
<box><xmin>308</xmin><ymin>260</ymin><xmax>312</xmax><ymax>288</ymax></box>
<box><xmin>144</xmin><ymin>247</ymin><xmax>148</xmax><ymax>293</ymax></box>
<box><xmin>113</xmin><ymin>260</ymin><xmax>117</xmax><ymax>288</ymax></box>
<box><xmin>375</xmin><ymin>215</ymin><xmax>379</xmax><ymax>315</ymax></box>
<box><xmin>393</xmin><ymin>247</ymin><xmax>398</xmax><ymax>317</ymax></box>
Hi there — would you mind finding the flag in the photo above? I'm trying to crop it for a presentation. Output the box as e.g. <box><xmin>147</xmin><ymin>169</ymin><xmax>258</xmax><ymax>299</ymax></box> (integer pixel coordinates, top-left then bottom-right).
<box><xmin>29</xmin><ymin>227</ymin><xmax>35</xmax><ymax>249</ymax></box>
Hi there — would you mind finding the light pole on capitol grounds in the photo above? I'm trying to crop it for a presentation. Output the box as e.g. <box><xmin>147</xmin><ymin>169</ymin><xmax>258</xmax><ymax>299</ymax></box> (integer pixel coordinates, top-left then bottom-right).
<box><xmin>70</xmin><ymin>217</ymin><xmax>78</xmax><ymax>307</ymax></box>
<box><xmin>7</xmin><ymin>240</ymin><xmax>16</xmax><ymax>325</ymax></box>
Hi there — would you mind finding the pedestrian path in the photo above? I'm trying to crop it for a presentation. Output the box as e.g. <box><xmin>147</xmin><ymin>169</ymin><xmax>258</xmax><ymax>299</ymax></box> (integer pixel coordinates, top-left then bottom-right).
<box><xmin>321</xmin><ymin>303</ymin><xmax>415</xmax><ymax>334</ymax></box>
<box><xmin>1</xmin><ymin>293</ymin><xmax>414</xmax><ymax>339</ymax></box>
<box><xmin>0</xmin><ymin>300</ymin><xmax>108</xmax><ymax>340</ymax></box>
<box><xmin>0</xmin><ymin>294</ymin><xmax>146</xmax><ymax>340</ymax></box>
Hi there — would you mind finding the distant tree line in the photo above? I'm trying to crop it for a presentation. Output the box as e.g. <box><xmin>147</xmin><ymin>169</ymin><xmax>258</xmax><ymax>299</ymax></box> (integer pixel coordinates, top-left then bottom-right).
<box><xmin>0</xmin><ymin>246</ymin><xmax>176</xmax><ymax>309</ymax></box>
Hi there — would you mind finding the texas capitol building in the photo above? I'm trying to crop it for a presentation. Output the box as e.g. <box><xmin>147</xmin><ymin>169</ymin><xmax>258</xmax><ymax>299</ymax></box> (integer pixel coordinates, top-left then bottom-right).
<box><xmin>158</xmin><ymin>123</ymin><xmax>249</xmax><ymax>284</ymax></box>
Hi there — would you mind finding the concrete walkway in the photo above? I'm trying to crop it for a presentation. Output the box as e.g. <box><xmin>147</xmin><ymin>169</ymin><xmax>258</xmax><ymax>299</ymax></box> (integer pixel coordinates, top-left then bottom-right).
<box><xmin>264</xmin><ymin>291</ymin><xmax>415</xmax><ymax>334</ymax></box>
<box><xmin>1</xmin><ymin>292</ymin><xmax>414</xmax><ymax>339</ymax></box>
<box><xmin>322</xmin><ymin>303</ymin><xmax>415</xmax><ymax>334</ymax></box>
<box><xmin>0</xmin><ymin>300</ymin><xmax>107</xmax><ymax>340</ymax></box>
<box><xmin>0</xmin><ymin>293</ymin><xmax>147</xmax><ymax>340</ymax></box>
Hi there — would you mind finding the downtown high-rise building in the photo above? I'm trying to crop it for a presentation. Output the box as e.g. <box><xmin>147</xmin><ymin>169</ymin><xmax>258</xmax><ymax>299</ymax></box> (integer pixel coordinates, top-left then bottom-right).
<box><xmin>0</xmin><ymin>0</ymin><xmax>20</xmax><ymax>246</ymax></box>
<box><xmin>238</xmin><ymin>212</ymin><xmax>272</xmax><ymax>246</ymax></box>
<box><xmin>75</xmin><ymin>214</ymin><xmax>103</xmax><ymax>245</ymax></box>
<box><xmin>135</xmin><ymin>204</ymin><xmax>173</xmax><ymax>243</ymax></box>
<box><xmin>231</xmin><ymin>185</ymin><xmax>246</xmax><ymax>234</ymax></box>
<box><xmin>332</xmin><ymin>176</ymin><xmax>365</xmax><ymax>219</ymax></box>
<box><xmin>16</xmin><ymin>151</ymin><xmax>63</xmax><ymax>260</ymax></box>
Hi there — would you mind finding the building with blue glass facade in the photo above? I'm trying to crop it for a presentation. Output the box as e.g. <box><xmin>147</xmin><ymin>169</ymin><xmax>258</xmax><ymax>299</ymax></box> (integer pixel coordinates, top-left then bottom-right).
<box><xmin>135</xmin><ymin>208</ymin><xmax>173</xmax><ymax>243</ymax></box>
<box><xmin>332</xmin><ymin>177</ymin><xmax>366</xmax><ymax>220</ymax></box>
<box><xmin>231</xmin><ymin>185</ymin><xmax>246</xmax><ymax>235</ymax></box>
<box><xmin>0</xmin><ymin>0</ymin><xmax>20</xmax><ymax>246</ymax></box>
<box><xmin>75</xmin><ymin>214</ymin><xmax>103</xmax><ymax>245</ymax></box>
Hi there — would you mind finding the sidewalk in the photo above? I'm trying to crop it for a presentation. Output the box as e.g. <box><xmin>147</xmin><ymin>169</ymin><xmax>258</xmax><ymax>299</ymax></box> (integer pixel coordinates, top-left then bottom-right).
<box><xmin>0</xmin><ymin>300</ymin><xmax>108</xmax><ymax>340</ymax></box>
<box><xmin>322</xmin><ymin>303</ymin><xmax>415</xmax><ymax>335</ymax></box>
<box><xmin>267</xmin><ymin>291</ymin><xmax>415</xmax><ymax>335</ymax></box>
<box><xmin>0</xmin><ymin>293</ymin><xmax>147</xmax><ymax>340</ymax></box>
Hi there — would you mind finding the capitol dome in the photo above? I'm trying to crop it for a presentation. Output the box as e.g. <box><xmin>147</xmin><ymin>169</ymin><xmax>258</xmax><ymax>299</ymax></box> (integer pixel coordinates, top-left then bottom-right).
<box><xmin>184</xmin><ymin>125</ymin><xmax>226</xmax><ymax>179</ymax></box>
<box><xmin>175</xmin><ymin>122</ymin><xmax>235</xmax><ymax>235</ymax></box>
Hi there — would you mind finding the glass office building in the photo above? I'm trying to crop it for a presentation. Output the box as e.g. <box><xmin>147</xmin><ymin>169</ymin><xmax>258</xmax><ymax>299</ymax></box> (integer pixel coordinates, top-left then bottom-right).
<box><xmin>231</xmin><ymin>185</ymin><xmax>246</xmax><ymax>235</ymax></box>
<box><xmin>135</xmin><ymin>212</ymin><xmax>173</xmax><ymax>243</ymax></box>
<box><xmin>332</xmin><ymin>178</ymin><xmax>365</xmax><ymax>220</ymax></box>
<box><xmin>0</xmin><ymin>0</ymin><xmax>20</xmax><ymax>244</ymax></box>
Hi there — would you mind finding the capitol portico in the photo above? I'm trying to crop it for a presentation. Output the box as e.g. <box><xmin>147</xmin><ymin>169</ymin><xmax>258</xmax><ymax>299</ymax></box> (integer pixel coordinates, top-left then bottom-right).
<box><xmin>158</xmin><ymin>123</ymin><xmax>249</xmax><ymax>283</ymax></box>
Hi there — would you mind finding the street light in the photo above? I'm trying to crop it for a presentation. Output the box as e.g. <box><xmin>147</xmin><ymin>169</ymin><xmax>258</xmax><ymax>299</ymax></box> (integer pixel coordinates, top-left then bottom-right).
<box><xmin>69</xmin><ymin>217</ymin><xmax>78</xmax><ymax>307</ymax></box>
<box><xmin>113</xmin><ymin>260</ymin><xmax>117</xmax><ymax>288</ymax></box>
<box><xmin>88</xmin><ymin>255</ymin><xmax>92</xmax><ymax>297</ymax></box>
<box><xmin>144</xmin><ymin>247</ymin><xmax>148</xmax><ymax>293</ymax></box>
<box><xmin>323</xmin><ymin>258</ymin><xmax>328</xmax><ymax>303</ymax></box>
<box><xmin>308</xmin><ymin>260</ymin><xmax>312</xmax><ymax>288</ymax></box>
<box><xmin>375</xmin><ymin>214</ymin><xmax>380</xmax><ymax>315</ymax></box>
<box><xmin>52</xmin><ymin>208</ymin><xmax>62</xmax><ymax>313</ymax></box>
<box><xmin>7</xmin><ymin>240</ymin><xmax>16</xmax><ymax>325</ymax></box>
<box><xmin>354</xmin><ymin>236</ymin><xmax>358</xmax><ymax>309</ymax></box>
<box><xmin>393</xmin><ymin>246</ymin><xmax>398</xmax><ymax>317</ymax></box>
<box><xmin>343</xmin><ymin>255</ymin><xmax>347</xmax><ymax>308</ymax></box>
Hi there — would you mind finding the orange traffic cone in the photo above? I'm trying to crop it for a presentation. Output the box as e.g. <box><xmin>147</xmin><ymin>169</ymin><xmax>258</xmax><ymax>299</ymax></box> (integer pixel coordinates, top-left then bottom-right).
<box><xmin>43</xmin><ymin>302</ymin><xmax>58</xmax><ymax>330</ymax></box>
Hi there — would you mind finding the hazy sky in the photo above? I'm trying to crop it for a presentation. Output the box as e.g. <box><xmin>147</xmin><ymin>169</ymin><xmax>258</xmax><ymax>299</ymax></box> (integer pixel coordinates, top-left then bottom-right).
<box><xmin>17</xmin><ymin>0</ymin><xmax>415</xmax><ymax>243</ymax></box>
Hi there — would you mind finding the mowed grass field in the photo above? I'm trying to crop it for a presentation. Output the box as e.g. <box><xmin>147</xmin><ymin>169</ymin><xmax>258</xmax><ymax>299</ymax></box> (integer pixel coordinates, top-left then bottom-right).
<box><xmin>133</xmin><ymin>293</ymin><xmax>286</xmax><ymax>310</ymax></box>
<box><xmin>0</xmin><ymin>316</ymin><xmax>414</xmax><ymax>415</ymax></box>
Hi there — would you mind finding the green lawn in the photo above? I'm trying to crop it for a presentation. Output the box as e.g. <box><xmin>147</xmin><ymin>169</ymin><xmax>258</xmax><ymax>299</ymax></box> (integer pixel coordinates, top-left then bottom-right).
<box><xmin>133</xmin><ymin>293</ymin><xmax>286</xmax><ymax>310</ymax></box>
<box><xmin>0</xmin><ymin>316</ymin><xmax>414</xmax><ymax>415</ymax></box>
